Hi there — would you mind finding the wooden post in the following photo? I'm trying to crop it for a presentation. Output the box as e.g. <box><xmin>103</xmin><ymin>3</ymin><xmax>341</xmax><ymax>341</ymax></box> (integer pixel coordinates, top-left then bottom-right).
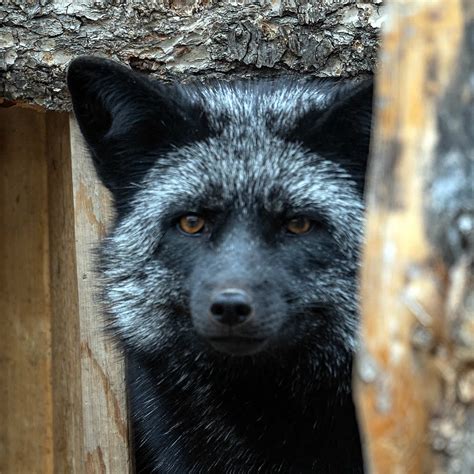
<box><xmin>1</xmin><ymin>107</ymin><xmax>58</xmax><ymax>474</ymax></box>
<box><xmin>355</xmin><ymin>0</ymin><xmax>473</xmax><ymax>473</ymax></box>
<box><xmin>0</xmin><ymin>107</ymin><xmax>130</xmax><ymax>473</ymax></box>
<box><xmin>47</xmin><ymin>112</ymin><xmax>85</xmax><ymax>473</ymax></box>
<box><xmin>69</xmin><ymin>117</ymin><xmax>131</xmax><ymax>473</ymax></box>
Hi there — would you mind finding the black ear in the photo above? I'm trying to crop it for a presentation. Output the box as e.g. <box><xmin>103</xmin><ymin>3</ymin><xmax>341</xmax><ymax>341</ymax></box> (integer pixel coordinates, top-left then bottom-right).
<box><xmin>291</xmin><ymin>79</ymin><xmax>373</xmax><ymax>191</ymax></box>
<box><xmin>67</xmin><ymin>56</ymin><xmax>207</xmax><ymax>203</ymax></box>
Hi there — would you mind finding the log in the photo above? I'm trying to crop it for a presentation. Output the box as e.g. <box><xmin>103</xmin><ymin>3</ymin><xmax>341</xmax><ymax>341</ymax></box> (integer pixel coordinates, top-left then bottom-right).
<box><xmin>0</xmin><ymin>0</ymin><xmax>382</xmax><ymax>110</ymax></box>
<box><xmin>355</xmin><ymin>0</ymin><xmax>473</xmax><ymax>472</ymax></box>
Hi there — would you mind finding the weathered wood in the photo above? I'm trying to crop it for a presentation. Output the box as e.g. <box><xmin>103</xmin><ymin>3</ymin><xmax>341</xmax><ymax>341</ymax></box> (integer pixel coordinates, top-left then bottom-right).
<box><xmin>0</xmin><ymin>106</ymin><xmax>54</xmax><ymax>474</ymax></box>
<box><xmin>355</xmin><ymin>0</ymin><xmax>473</xmax><ymax>472</ymax></box>
<box><xmin>69</xmin><ymin>116</ymin><xmax>131</xmax><ymax>473</ymax></box>
<box><xmin>0</xmin><ymin>107</ymin><xmax>130</xmax><ymax>473</ymax></box>
<box><xmin>0</xmin><ymin>0</ymin><xmax>383</xmax><ymax>110</ymax></box>
<box><xmin>47</xmin><ymin>111</ymin><xmax>85</xmax><ymax>474</ymax></box>
<box><xmin>0</xmin><ymin>107</ymin><xmax>85</xmax><ymax>473</ymax></box>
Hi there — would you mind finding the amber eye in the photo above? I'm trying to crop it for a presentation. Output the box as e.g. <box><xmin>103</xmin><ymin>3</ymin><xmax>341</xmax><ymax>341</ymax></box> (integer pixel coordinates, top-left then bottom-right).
<box><xmin>286</xmin><ymin>217</ymin><xmax>312</xmax><ymax>235</ymax></box>
<box><xmin>178</xmin><ymin>215</ymin><xmax>206</xmax><ymax>235</ymax></box>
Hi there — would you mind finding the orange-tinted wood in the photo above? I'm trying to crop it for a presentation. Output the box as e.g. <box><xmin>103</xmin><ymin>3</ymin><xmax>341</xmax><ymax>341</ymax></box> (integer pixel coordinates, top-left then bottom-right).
<box><xmin>355</xmin><ymin>1</ymin><xmax>472</xmax><ymax>473</ymax></box>
<box><xmin>69</xmin><ymin>117</ymin><xmax>131</xmax><ymax>474</ymax></box>
<box><xmin>1</xmin><ymin>107</ymin><xmax>130</xmax><ymax>473</ymax></box>
<box><xmin>1</xmin><ymin>107</ymin><xmax>55</xmax><ymax>473</ymax></box>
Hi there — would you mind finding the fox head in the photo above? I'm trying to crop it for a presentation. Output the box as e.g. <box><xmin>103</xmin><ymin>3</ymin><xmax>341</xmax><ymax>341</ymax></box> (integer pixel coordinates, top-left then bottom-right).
<box><xmin>68</xmin><ymin>57</ymin><xmax>372</xmax><ymax>384</ymax></box>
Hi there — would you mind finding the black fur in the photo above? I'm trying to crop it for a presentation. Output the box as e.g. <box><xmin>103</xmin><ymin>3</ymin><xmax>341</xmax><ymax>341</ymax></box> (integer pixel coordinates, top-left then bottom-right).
<box><xmin>68</xmin><ymin>57</ymin><xmax>372</xmax><ymax>473</ymax></box>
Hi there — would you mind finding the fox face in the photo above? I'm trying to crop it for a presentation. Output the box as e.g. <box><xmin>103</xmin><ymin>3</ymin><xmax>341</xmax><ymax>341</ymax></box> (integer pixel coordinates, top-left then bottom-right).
<box><xmin>68</xmin><ymin>57</ymin><xmax>372</xmax><ymax>383</ymax></box>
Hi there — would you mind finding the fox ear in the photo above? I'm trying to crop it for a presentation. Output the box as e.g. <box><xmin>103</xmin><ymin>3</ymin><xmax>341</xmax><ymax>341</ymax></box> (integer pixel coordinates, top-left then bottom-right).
<box><xmin>67</xmin><ymin>56</ymin><xmax>207</xmax><ymax>203</ymax></box>
<box><xmin>292</xmin><ymin>79</ymin><xmax>373</xmax><ymax>190</ymax></box>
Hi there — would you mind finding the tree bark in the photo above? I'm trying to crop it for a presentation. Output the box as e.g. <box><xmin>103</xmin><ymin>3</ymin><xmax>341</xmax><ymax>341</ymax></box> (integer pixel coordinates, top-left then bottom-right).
<box><xmin>355</xmin><ymin>0</ymin><xmax>473</xmax><ymax>472</ymax></box>
<box><xmin>0</xmin><ymin>0</ymin><xmax>382</xmax><ymax>110</ymax></box>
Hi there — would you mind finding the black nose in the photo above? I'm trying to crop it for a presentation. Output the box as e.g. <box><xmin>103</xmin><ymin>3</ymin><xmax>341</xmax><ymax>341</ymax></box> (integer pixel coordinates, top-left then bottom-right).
<box><xmin>209</xmin><ymin>289</ymin><xmax>253</xmax><ymax>326</ymax></box>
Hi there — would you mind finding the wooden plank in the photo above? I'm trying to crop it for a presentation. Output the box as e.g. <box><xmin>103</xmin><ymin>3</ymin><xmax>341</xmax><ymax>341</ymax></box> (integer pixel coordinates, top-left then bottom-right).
<box><xmin>1</xmin><ymin>106</ymin><xmax>129</xmax><ymax>472</ymax></box>
<box><xmin>354</xmin><ymin>0</ymin><xmax>471</xmax><ymax>473</ymax></box>
<box><xmin>0</xmin><ymin>107</ymin><xmax>54</xmax><ymax>473</ymax></box>
<box><xmin>46</xmin><ymin>111</ymin><xmax>85</xmax><ymax>474</ymax></box>
<box><xmin>69</xmin><ymin>116</ymin><xmax>131</xmax><ymax>474</ymax></box>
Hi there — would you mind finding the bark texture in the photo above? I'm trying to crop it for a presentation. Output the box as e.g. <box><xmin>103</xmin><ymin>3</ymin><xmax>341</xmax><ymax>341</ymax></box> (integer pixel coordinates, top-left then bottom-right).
<box><xmin>0</xmin><ymin>0</ymin><xmax>382</xmax><ymax>110</ymax></box>
<box><xmin>355</xmin><ymin>0</ymin><xmax>473</xmax><ymax>472</ymax></box>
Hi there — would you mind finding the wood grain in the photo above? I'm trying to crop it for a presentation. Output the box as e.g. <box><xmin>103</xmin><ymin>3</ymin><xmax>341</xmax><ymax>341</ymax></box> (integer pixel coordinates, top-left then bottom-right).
<box><xmin>1</xmin><ymin>107</ymin><xmax>130</xmax><ymax>473</ymax></box>
<box><xmin>69</xmin><ymin>116</ymin><xmax>131</xmax><ymax>474</ymax></box>
<box><xmin>46</xmin><ymin>111</ymin><xmax>85</xmax><ymax>474</ymax></box>
<box><xmin>1</xmin><ymin>107</ymin><xmax>54</xmax><ymax>473</ymax></box>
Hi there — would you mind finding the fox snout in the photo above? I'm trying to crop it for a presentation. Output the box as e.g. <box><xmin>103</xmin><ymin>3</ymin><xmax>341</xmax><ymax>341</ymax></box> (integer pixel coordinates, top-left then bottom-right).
<box><xmin>190</xmin><ymin>277</ymin><xmax>285</xmax><ymax>356</ymax></box>
<box><xmin>209</xmin><ymin>288</ymin><xmax>254</xmax><ymax>327</ymax></box>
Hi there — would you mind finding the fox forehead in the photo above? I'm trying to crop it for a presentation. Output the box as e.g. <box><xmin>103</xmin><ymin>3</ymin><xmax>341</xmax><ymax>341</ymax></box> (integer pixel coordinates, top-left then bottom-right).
<box><xmin>134</xmin><ymin>81</ymin><xmax>362</xmax><ymax>211</ymax></box>
<box><xmin>142</xmin><ymin>140</ymin><xmax>360</xmax><ymax>213</ymax></box>
<box><xmin>184</xmin><ymin>80</ymin><xmax>340</xmax><ymax>134</ymax></box>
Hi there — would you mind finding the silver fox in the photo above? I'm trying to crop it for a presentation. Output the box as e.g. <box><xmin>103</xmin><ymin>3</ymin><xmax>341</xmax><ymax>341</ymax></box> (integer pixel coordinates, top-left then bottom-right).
<box><xmin>68</xmin><ymin>56</ymin><xmax>372</xmax><ymax>473</ymax></box>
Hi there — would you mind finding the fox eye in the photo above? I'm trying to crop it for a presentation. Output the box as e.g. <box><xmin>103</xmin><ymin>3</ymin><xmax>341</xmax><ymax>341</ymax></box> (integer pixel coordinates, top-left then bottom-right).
<box><xmin>178</xmin><ymin>215</ymin><xmax>206</xmax><ymax>235</ymax></box>
<box><xmin>285</xmin><ymin>217</ymin><xmax>312</xmax><ymax>235</ymax></box>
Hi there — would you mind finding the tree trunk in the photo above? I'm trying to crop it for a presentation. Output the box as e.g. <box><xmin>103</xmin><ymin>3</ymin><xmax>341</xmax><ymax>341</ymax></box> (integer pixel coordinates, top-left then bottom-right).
<box><xmin>355</xmin><ymin>0</ymin><xmax>473</xmax><ymax>472</ymax></box>
<box><xmin>1</xmin><ymin>0</ymin><xmax>382</xmax><ymax>110</ymax></box>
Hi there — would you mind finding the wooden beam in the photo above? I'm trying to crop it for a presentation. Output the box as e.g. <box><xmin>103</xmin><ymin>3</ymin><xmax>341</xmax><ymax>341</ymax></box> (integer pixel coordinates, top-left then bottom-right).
<box><xmin>69</xmin><ymin>116</ymin><xmax>131</xmax><ymax>473</ymax></box>
<box><xmin>0</xmin><ymin>107</ymin><xmax>130</xmax><ymax>472</ymax></box>
<box><xmin>0</xmin><ymin>1</ymin><xmax>381</xmax><ymax>110</ymax></box>
<box><xmin>47</xmin><ymin>111</ymin><xmax>85</xmax><ymax>473</ymax></box>
<box><xmin>355</xmin><ymin>0</ymin><xmax>472</xmax><ymax>472</ymax></box>
<box><xmin>0</xmin><ymin>106</ymin><xmax>55</xmax><ymax>474</ymax></box>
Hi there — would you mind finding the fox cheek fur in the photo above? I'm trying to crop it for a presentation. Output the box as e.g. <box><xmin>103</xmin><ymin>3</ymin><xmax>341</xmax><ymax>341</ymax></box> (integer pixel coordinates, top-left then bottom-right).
<box><xmin>68</xmin><ymin>56</ymin><xmax>372</xmax><ymax>473</ymax></box>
